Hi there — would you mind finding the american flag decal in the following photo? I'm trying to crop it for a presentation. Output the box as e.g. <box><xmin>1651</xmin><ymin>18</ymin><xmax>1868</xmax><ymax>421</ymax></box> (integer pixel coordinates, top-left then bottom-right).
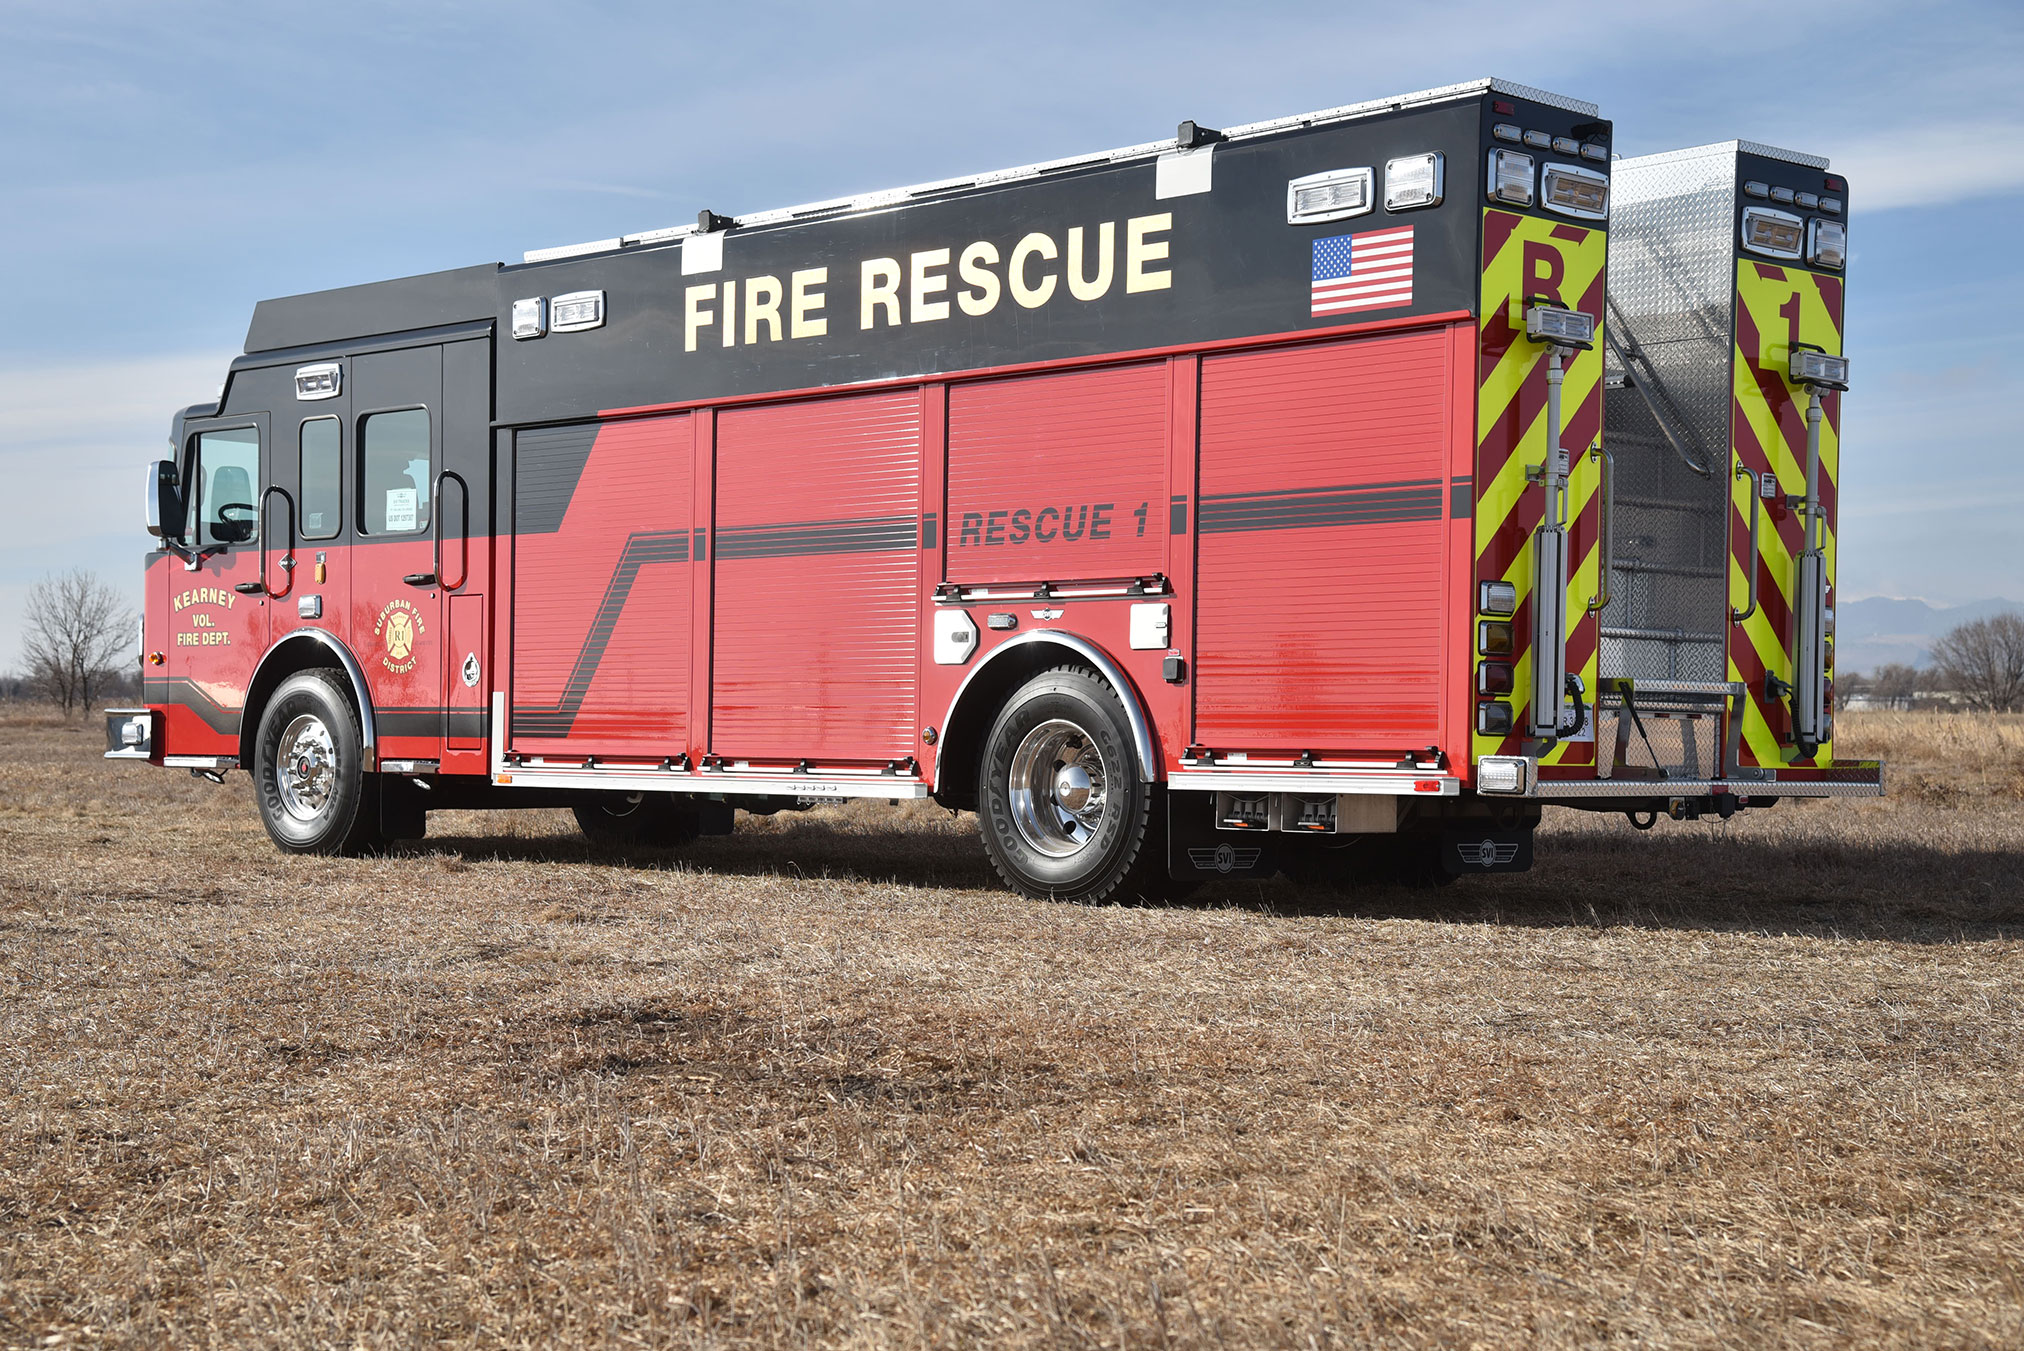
<box><xmin>1311</xmin><ymin>226</ymin><xmax>1414</xmax><ymax>314</ymax></box>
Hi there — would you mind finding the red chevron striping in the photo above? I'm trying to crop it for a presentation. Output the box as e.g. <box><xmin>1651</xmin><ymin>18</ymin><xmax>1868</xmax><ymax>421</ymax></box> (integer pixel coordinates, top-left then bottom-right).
<box><xmin>1813</xmin><ymin>273</ymin><xmax>1845</xmax><ymax>337</ymax></box>
<box><xmin>1753</xmin><ymin>546</ymin><xmax>1794</xmax><ymax>645</ymax></box>
<box><xmin>1479</xmin><ymin>300</ymin><xmax>1521</xmax><ymax>385</ymax></box>
<box><xmin>1477</xmin><ymin>488</ymin><xmax>1538</xmax><ymax>575</ymax></box>
<box><xmin>1733</xmin><ymin>300</ymin><xmax>1811</xmax><ymax>462</ymax></box>
<box><xmin>1477</xmin><ymin>352</ymin><xmax>1551</xmax><ymax>488</ymax></box>
<box><xmin>1730</xmin><ymin>408</ymin><xmax>1807</xmax><ymax>559</ymax></box>
<box><xmin>1483</xmin><ymin>210</ymin><xmax>1525</xmax><ymax>269</ymax></box>
<box><xmin>1550</xmin><ymin>223</ymin><xmax>1592</xmax><ymax>246</ymax></box>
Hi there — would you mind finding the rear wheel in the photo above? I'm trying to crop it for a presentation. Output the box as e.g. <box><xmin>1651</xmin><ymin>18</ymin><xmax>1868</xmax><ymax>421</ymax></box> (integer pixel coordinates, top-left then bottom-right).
<box><xmin>977</xmin><ymin>665</ymin><xmax>1170</xmax><ymax>903</ymax></box>
<box><xmin>253</xmin><ymin>669</ymin><xmax>383</xmax><ymax>855</ymax></box>
<box><xmin>573</xmin><ymin>793</ymin><xmax>703</xmax><ymax>849</ymax></box>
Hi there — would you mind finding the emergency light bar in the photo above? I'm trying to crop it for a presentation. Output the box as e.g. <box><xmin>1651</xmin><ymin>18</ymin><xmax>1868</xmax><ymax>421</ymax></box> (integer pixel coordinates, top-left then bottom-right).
<box><xmin>1789</xmin><ymin>348</ymin><xmax>1850</xmax><ymax>391</ymax></box>
<box><xmin>1524</xmin><ymin>303</ymin><xmax>1595</xmax><ymax>350</ymax></box>
<box><xmin>1741</xmin><ymin>206</ymin><xmax>1804</xmax><ymax>260</ymax></box>
<box><xmin>1541</xmin><ymin>162</ymin><xmax>1608</xmax><ymax>220</ymax></box>
<box><xmin>1286</xmin><ymin>166</ymin><xmax>1374</xmax><ymax>224</ymax></box>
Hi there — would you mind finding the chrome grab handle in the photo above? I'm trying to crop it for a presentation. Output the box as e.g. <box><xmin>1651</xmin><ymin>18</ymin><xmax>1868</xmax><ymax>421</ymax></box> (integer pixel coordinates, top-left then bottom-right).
<box><xmin>1730</xmin><ymin>462</ymin><xmax>1759</xmax><ymax>624</ymax></box>
<box><xmin>1587</xmin><ymin>442</ymin><xmax>1613</xmax><ymax>615</ymax></box>
<box><xmin>253</xmin><ymin>484</ymin><xmax>296</xmax><ymax>599</ymax></box>
<box><xmin>433</xmin><ymin>470</ymin><xmax>470</xmax><ymax>591</ymax></box>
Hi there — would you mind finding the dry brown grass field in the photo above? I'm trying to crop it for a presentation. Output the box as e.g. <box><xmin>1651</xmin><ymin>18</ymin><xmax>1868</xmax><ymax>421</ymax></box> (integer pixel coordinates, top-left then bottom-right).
<box><xmin>1</xmin><ymin>710</ymin><xmax>2020</xmax><ymax>1348</ymax></box>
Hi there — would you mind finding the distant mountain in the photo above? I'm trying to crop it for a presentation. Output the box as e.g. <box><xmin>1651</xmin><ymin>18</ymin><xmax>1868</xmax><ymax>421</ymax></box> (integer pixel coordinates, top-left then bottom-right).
<box><xmin>1835</xmin><ymin>596</ymin><xmax>2022</xmax><ymax>674</ymax></box>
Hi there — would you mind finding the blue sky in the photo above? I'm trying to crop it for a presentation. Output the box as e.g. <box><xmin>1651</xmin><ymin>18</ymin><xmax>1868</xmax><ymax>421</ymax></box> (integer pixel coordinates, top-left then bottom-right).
<box><xmin>3</xmin><ymin>0</ymin><xmax>2020</xmax><ymax>668</ymax></box>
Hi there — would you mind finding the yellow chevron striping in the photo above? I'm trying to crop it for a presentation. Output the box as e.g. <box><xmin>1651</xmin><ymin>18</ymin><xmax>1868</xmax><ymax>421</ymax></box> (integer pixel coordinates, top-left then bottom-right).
<box><xmin>1473</xmin><ymin>210</ymin><xmax>1608</xmax><ymax>764</ymax></box>
<box><xmin>1731</xmin><ymin>260</ymin><xmax>1845</xmax><ymax>767</ymax></box>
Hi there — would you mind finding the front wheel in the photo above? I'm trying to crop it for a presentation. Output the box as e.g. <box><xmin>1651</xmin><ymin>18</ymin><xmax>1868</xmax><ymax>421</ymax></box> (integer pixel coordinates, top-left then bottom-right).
<box><xmin>977</xmin><ymin>665</ymin><xmax>1169</xmax><ymax>903</ymax></box>
<box><xmin>253</xmin><ymin>669</ymin><xmax>383</xmax><ymax>855</ymax></box>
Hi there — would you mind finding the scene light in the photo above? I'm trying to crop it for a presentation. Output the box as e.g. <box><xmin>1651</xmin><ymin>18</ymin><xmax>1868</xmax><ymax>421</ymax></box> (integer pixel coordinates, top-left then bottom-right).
<box><xmin>1541</xmin><ymin>163</ymin><xmax>1608</xmax><ymax>221</ymax></box>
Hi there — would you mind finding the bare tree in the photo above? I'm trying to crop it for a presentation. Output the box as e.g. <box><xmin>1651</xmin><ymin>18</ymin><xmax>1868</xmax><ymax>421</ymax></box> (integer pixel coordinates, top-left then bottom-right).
<box><xmin>1930</xmin><ymin>614</ymin><xmax>2024</xmax><ymax>713</ymax></box>
<box><xmin>21</xmin><ymin>569</ymin><xmax>134</xmax><ymax>717</ymax></box>
<box><xmin>1870</xmin><ymin>662</ymin><xmax>1921</xmax><ymax>711</ymax></box>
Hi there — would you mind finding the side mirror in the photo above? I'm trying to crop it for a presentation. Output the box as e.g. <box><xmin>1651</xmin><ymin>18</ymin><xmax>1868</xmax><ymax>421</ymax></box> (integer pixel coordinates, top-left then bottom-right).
<box><xmin>145</xmin><ymin>459</ymin><xmax>183</xmax><ymax>540</ymax></box>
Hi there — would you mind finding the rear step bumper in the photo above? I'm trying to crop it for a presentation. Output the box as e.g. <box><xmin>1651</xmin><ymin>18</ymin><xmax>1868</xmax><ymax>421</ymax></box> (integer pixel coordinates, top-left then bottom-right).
<box><xmin>1531</xmin><ymin>773</ymin><xmax>1882</xmax><ymax>800</ymax></box>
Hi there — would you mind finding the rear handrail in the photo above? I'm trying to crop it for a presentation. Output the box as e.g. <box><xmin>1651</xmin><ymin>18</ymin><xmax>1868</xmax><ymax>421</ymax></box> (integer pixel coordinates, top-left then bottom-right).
<box><xmin>1587</xmin><ymin>442</ymin><xmax>1613</xmax><ymax>615</ymax></box>
<box><xmin>1730</xmin><ymin>462</ymin><xmax>1760</xmax><ymax>624</ymax></box>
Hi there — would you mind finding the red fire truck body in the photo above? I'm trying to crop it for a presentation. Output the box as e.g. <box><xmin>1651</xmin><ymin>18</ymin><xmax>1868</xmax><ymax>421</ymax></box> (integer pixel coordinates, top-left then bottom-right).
<box><xmin>111</xmin><ymin>78</ymin><xmax>1881</xmax><ymax>900</ymax></box>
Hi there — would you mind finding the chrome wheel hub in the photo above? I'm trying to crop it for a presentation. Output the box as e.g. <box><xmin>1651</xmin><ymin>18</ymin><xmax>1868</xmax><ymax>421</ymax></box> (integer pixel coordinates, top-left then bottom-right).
<box><xmin>275</xmin><ymin>713</ymin><xmax>337</xmax><ymax>822</ymax></box>
<box><xmin>1008</xmin><ymin>718</ymin><xmax>1110</xmax><ymax>858</ymax></box>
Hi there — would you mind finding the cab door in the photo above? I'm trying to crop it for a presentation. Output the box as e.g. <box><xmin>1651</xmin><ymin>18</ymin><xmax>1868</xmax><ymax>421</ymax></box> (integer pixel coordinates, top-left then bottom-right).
<box><xmin>164</xmin><ymin>412</ymin><xmax>271</xmax><ymax>756</ymax></box>
<box><xmin>272</xmin><ymin>370</ymin><xmax>351</xmax><ymax>665</ymax></box>
<box><xmin>349</xmin><ymin>345</ymin><xmax>444</xmax><ymax>763</ymax></box>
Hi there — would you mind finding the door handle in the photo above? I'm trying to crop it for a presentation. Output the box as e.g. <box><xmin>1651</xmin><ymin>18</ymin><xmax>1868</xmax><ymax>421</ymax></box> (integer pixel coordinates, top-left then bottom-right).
<box><xmin>403</xmin><ymin>572</ymin><xmax>437</xmax><ymax>587</ymax></box>
<box><xmin>234</xmin><ymin>580</ymin><xmax>265</xmax><ymax>595</ymax></box>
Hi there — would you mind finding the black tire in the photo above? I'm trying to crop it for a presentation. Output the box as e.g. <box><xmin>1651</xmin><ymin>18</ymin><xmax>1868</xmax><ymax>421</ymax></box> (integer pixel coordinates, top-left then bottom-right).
<box><xmin>253</xmin><ymin>668</ymin><xmax>384</xmax><ymax>855</ymax></box>
<box><xmin>977</xmin><ymin>665</ymin><xmax>1170</xmax><ymax>904</ymax></box>
<box><xmin>573</xmin><ymin>794</ymin><xmax>703</xmax><ymax>849</ymax></box>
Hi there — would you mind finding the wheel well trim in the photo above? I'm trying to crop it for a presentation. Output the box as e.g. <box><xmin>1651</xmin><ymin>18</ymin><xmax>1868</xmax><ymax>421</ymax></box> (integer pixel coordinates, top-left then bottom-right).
<box><xmin>935</xmin><ymin>631</ymin><xmax>1157</xmax><ymax>784</ymax></box>
<box><xmin>243</xmin><ymin>629</ymin><xmax>377</xmax><ymax>770</ymax></box>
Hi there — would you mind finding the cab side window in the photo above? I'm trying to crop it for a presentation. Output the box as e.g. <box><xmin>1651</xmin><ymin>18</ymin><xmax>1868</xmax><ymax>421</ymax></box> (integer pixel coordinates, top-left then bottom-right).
<box><xmin>300</xmin><ymin>418</ymin><xmax>341</xmax><ymax>539</ymax></box>
<box><xmin>360</xmin><ymin>409</ymin><xmax>430</xmax><ymax>535</ymax></box>
<box><xmin>190</xmin><ymin>427</ymin><xmax>261</xmax><ymax>548</ymax></box>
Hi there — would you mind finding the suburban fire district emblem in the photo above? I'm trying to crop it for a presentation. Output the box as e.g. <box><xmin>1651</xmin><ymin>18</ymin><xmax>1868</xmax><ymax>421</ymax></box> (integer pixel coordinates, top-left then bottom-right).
<box><xmin>374</xmin><ymin>599</ymin><xmax>425</xmax><ymax>674</ymax></box>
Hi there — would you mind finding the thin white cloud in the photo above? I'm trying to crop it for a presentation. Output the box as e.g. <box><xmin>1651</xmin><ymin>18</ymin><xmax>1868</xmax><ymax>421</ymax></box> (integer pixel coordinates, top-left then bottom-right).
<box><xmin>1832</xmin><ymin>124</ymin><xmax>2024</xmax><ymax>211</ymax></box>
<box><xmin>0</xmin><ymin>351</ymin><xmax>231</xmax><ymax>668</ymax></box>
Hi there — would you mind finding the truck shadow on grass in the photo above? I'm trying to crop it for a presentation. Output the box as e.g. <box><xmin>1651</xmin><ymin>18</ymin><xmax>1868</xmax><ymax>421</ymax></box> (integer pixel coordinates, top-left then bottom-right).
<box><xmin>414</xmin><ymin>810</ymin><xmax>2022</xmax><ymax>944</ymax></box>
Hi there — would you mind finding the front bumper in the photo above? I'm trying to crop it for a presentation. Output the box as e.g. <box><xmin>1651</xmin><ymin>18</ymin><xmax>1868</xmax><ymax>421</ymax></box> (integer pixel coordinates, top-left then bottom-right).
<box><xmin>104</xmin><ymin>707</ymin><xmax>156</xmax><ymax>761</ymax></box>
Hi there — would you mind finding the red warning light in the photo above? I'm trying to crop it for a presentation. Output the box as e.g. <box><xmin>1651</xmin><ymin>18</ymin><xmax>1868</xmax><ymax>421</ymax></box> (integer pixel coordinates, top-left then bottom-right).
<box><xmin>1493</xmin><ymin>100</ymin><xmax>1515</xmax><ymax>115</ymax></box>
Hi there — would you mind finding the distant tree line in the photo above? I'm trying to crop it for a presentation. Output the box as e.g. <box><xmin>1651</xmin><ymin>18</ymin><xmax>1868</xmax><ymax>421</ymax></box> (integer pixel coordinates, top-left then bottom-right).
<box><xmin>1842</xmin><ymin>614</ymin><xmax>2024</xmax><ymax>713</ymax></box>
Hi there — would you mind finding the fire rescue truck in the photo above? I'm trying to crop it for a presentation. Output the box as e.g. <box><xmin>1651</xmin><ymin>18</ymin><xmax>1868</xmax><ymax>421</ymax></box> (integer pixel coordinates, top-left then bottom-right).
<box><xmin>107</xmin><ymin>77</ymin><xmax>1881</xmax><ymax>901</ymax></box>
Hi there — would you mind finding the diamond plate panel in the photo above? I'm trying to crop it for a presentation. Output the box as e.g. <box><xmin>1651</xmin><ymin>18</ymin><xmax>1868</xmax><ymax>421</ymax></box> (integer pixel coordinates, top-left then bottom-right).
<box><xmin>1601</xmin><ymin>145</ymin><xmax>1739</xmax><ymax>685</ymax></box>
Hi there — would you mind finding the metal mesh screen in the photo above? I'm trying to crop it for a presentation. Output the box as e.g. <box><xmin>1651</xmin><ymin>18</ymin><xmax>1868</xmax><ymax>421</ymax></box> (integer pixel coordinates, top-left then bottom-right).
<box><xmin>1595</xmin><ymin>706</ymin><xmax>1724</xmax><ymax>779</ymax></box>
<box><xmin>1601</xmin><ymin>145</ymin><xmax>1739</xmax><ymax>685</ymax></box>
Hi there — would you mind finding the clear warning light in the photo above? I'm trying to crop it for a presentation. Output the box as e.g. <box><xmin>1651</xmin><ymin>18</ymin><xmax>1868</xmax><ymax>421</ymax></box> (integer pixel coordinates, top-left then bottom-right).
<box><xmin>1286</xmin><ymin>166</ymin><xmax>1373</xmax><ymax>225</ymax></box>
<box><xmin>1384</xmin><ymin>152</ymin><xmax>1444</xmax><ymax>211</ymax></box>
<box><xmin>1807</xmin><ymin>218</ymin><xmax>1847</xmax><ymax>270</ymax></box>
<box><xmin>551</xmin><ymin>290</ymin><xmax>606</xmax><ymax>333</ymax></box>
<box><xmin>1489</xmin><ymin>148</ymin><xmax>1534</xmax><ymax>207</ymax></box>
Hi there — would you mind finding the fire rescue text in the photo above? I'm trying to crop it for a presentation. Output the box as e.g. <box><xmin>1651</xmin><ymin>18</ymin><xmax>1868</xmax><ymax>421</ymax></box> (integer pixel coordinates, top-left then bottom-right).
<box><xmin>683</xmin><ymin>214</ymin><xmax>1173</xmax><ymax>352</ymax></box>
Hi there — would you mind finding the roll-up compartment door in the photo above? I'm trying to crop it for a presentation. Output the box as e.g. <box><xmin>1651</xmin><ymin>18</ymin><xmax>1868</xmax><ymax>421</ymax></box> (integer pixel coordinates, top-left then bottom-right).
<box><xmin>946</xmin><ymin>362</ymin><xmax>1168</xmax><ymax>585</ymax></box>
<box><xmin>712</xmin><ymin>389</ymin><xmax>924</xmax><ymax>762</ymax></box>
<box><xmin>509</xmin><ymin>415</ymin><xmax>693</xmax><ymax>757</ymax></box>
<box><xmin>1193</xmin><ymin>330</ymin><xmax>1454</xmax><ymax>753</ymax></box>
